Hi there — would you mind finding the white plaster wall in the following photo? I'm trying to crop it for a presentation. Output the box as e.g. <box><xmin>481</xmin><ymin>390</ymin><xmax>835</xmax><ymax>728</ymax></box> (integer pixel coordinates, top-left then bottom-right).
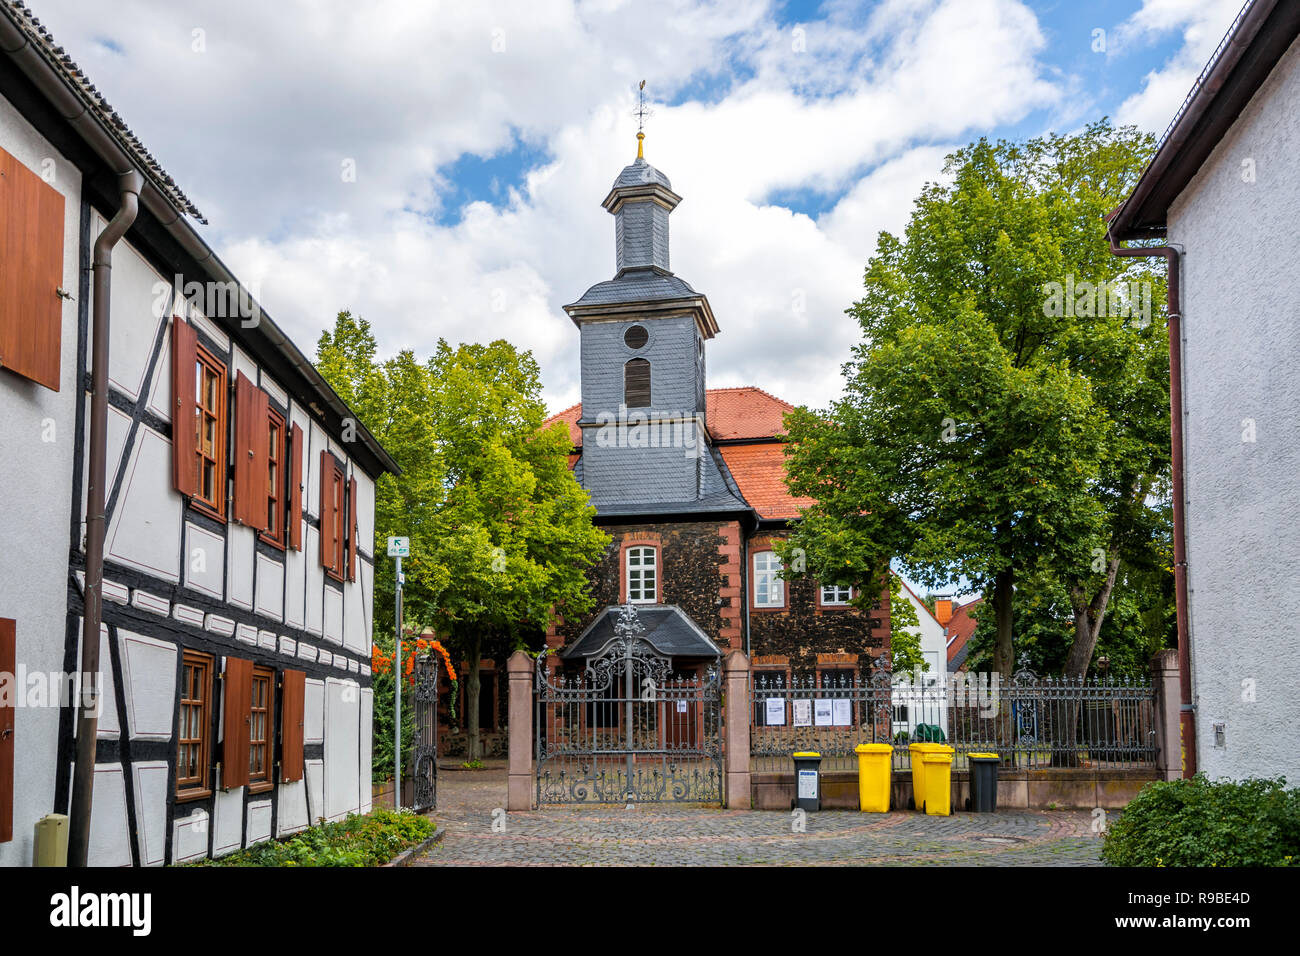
<box><xmin>227</xmin><ymin>525</ymin><xmax>255</xmax><ymax>610</ymax></box>
<box><xmin>183</xmin><ymin>522</ymin><xmax>225</xmax><ymax>600</ymax></box>
<box><xmin>323</xmin><ymin>679</ymin><xmax>361</xmax><ymax>821</ymax></box>
<box><xmin>1167</xmin><ymin>35</ymin><xmax>1300</xmax><ymax>783</ymax></box>
<box><xmin>117</xmin><ymin>629</ymin><xmax>177</xmax><ymax>740</ymax></box>
<box><xmin>360</xmin><ymin>688</ymin><xmax>374</xmax><ymax>814</ymax></box>
<box><xmin>86</xmin><ymin>763</ymin><xmax>130</xmax><ymax>867</ymax></box>
<box><xmin>212</xmin><ymin>787</ymin><xmax>244</xmax><ymax>858</ymax></box>
<box><xmin>0</xmin><ymin>91</ymin><xmax>82</xmax><ymax>867</ymax></box>
<box><xmin>131</xmin><ymin>761</ymin><xmax>168</xmax><ymax>866</ymax></box>
<box><xmin>105</xmin><ymin>426</ymin><xmax>183</xmax><ymax>581</ymax></box>
<box><xmin>277</xmin><ymin>780</ymin><xmax>309</xmax><ymax>836</ymax></box>
<box><xmin>255</xmin><ymin>553</ymin><xmax>285</xmax><ymax>620</ymax></box>
<box><xmin>90</xmin><ymin>215</ymin><xmax>166</xmax><ymax>402</ymax></box>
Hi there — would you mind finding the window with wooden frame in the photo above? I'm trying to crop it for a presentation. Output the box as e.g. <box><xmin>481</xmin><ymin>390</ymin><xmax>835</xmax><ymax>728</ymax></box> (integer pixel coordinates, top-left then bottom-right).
<box><xmin>260</xmin><ymin>408</ymin><xmax>286</xmax><ymax>548</ymax></box>
<box><xmin>0</xmin><ymin>146</ymin><xmax>65</xmax><ymax>392</ymax></box>
<box><xmin>177</xmin><ymin>649</ymin><xmax>214</xmax><ymax>800</ymax></box>
<box><xmin>247</xmin><ymin>665</ymin><xmax>275</xmax><ymax>793</ymax></box>
<box><xmin>626</xmin><ymin>546</ymin><xmax>657</xmax><ymax>603</ymax></box>
<box><xmin>752</xmin><ymin>551</ymin><xmax>785</xmax><ymax>608</ymax></box>
<box><xmin>320</xmin><ymin>451</ymin><xmax>346</xmax><ymax>582</ymax></box>
<box><xmin>193</xmin><ymin>347</ymin><xmax>228</xmax><ymax>517</ymax></box>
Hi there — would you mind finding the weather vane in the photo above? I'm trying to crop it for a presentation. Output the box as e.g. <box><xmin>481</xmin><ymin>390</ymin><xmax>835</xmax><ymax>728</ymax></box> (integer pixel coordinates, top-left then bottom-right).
<box><xmin>631</xmin><ymin>79</ymin><xmax>653</xmax><ymax>158</ymax></box>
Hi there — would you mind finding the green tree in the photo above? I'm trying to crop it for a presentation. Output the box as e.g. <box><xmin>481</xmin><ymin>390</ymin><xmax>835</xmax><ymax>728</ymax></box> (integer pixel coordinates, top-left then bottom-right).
<box><xmin>780</xmin><ymin>120</ymin><xmax>1167</xmax><ymax>681</ymax></box>
<box><xmin>887</xmin><ymin>574</ymin><xmax>927</xmax><ymax>674</ymax></box>
<box><xmin>421</xmin><ymin>340</ymin><xmax>609</xmax><ymax>760</ymax></box>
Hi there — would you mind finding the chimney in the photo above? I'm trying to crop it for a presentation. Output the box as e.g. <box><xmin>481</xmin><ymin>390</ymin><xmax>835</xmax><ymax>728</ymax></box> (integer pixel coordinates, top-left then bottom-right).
<box><xmin>935</xmin><ymin>598</ymin><xmax>953</xmax><ymax>627</ymax></box>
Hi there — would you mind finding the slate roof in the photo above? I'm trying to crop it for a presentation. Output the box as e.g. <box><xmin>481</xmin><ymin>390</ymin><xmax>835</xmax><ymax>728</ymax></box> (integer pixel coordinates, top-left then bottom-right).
<box><xmin>611</xmin><ymin>156</ymin><xmax>672</xmax><ymax>191</ymax></box>
<box><xmin>545</xmin><ymin>387</ymin><xmax>809</xmax><ymax>520</ymax></box>
<box><xmin>561</xmin><ymin>605</ymin><xmax>721</xmax><ymax>660</ymax></box>
<box><xmin>1</xmin><ymin>0</ymin><xmax>206</xmax><ymax>222</ymax></box>
<box><xmin>566</xmin><ymin>267</ymin><xmax>702</xmax><ymax>311</ymax></box>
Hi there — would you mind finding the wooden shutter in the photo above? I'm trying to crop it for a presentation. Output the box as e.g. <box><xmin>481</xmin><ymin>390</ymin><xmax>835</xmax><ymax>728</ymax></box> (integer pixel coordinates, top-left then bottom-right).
<box><xmin>319</xmin><ymin>450</ymin><xmax>334</xmax><ymax>572</ymax></box>
<box><xmin>624</xmin><ymin>358</ymin><xmax>651</xmax><ymax>407</ymax></box>
<box><xmin>0</xmin><ymin>147</ymin><xmax>65</xmax><ymax>391</ymax></box>
<box><xmin>288</xmin><ymin>423</ymin><xmax>304</xmax><ymax>551</ymax></box>
<box><xmin>0</xmin><ymin>619</ymin><xmax>14</xmax><ymax>843</ymax></box>
<box><xmin>231</xmin><ymin>372</ymin><xmax>269</xmax><ymax>529</ymax></box>
<box><xmin>280</xmin><ymin>669</ymin><xmax>305</xmax><ymax>783</ymax></box>
<box><xmin>170</xmin><ymin>316</ymin><xmax>199</xmax><ymax>497</ymax></box>
<box><xmin>222</xmin><ymin>656</ymin><xmax>253</xmax><ymax>790</ymax></box>
<box><xmin>347</xmin><ymin>475</ymin><xmax>358</xmax><ymax>581</ymax></box>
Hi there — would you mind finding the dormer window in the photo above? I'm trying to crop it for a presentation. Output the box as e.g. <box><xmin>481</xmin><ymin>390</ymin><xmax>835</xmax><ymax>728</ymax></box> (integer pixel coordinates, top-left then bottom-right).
<box><xmin>624</xmin><ymin>358</ymin><xmax>651</xmax><ymax>407</ymax></box>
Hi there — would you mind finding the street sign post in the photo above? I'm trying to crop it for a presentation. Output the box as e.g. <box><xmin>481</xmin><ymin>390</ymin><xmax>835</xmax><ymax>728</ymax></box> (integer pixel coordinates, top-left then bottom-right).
<box><xmin>387</xmin><ymin>536</ymin><xmax>408</xmax><ymax>807</ymax></box>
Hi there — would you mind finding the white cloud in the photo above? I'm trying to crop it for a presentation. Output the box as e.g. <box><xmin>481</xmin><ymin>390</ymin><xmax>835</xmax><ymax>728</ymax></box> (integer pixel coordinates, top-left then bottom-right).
<box><xmin>1113</xmin><ymin>0</ymin><xmax>1246</xmax><ymax>133</ymax></box>
<box><xmin>32</xmin><ymin>0</ymin><xmax>1061</xmax><ymax>414</ymax></box>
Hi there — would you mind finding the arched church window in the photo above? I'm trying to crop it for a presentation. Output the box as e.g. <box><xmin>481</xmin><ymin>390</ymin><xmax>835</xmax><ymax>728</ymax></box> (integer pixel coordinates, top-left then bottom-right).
<box><xmin>624</xmin><ymin>358</ymin><xmax>651</xmax><ymax>408</ymax></box>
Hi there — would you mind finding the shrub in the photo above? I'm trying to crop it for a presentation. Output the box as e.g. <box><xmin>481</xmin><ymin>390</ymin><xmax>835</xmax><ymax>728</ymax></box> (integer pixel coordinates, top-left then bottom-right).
<box><xmin>1101</xmin><ymin>774</ymin><xmax>1300</xmax><ymax>867</ymax></box>
<box><xmin>192</xmin><ymin>809</ymin><xmax>435</xmax><ymax>867</ymax></box>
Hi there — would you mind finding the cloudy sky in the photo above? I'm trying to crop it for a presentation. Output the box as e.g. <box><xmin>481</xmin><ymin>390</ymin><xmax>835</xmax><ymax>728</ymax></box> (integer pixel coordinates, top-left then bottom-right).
<box><xmin>32</xmin><ymin>0</ymin><xmax>1243</xmax><ymax>415</ymax></box>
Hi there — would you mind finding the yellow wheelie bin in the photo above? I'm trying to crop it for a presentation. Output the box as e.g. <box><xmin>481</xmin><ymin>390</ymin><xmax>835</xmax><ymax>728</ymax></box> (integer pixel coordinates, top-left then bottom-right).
<box><xmin>918</xmin><ymin>744</ymin><xmax>956</xmax><ymax>815</ymax></box>
<box><xmin>908</xmin><ymin>742</ymin><xmax>936</xmax><ymax>810</ymax></box>
<box><xmin>854</xmin><ymin>743</ymin><xmax>892</xmax><ymax>812</ymax></box>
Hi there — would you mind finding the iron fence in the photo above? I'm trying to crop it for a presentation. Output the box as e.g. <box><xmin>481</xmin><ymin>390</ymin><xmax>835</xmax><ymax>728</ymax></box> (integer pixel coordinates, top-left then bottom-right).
<box><xmin>750</xmin><ymin>657</ymin><xmax>1158</xmax><ymax>774</ymax></box>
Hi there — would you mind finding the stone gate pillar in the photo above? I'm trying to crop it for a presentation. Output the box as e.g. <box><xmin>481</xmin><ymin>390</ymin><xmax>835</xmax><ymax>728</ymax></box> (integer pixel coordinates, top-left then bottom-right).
<box><xmin>723</xmin><ymin>650</ymin><xmax>751</xmax><ymax>809</ymax></box>
<box><xmin>507</xmin><ymin>650</ymin><xmax>534</xmax><ymax>810</ymax></box>
<box><xmin>1150</xmin><ymin>648</ymin><xmax>1181</xmax><ymax>781</ymax></box>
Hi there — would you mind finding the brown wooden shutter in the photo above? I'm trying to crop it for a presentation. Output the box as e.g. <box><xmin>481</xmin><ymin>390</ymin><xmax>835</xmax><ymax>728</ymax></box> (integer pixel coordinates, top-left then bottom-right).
<box><xmin>231</xmin><ymin>372</ymin><xmax>270</xmax><ymax>529</ymax></box>
<box><xmin>170</xmin><ymin>316</ymin><xmax>199</xmax><ymax>497</ymax></box>
<box><xmin>222</xmin><ymin>656</ymin><xmax>253</xmax><ymax>790</ymax></box>
<box><xmin>0</xmin><ymin>147</ymin><xmax>66</xmax><ymax>392</ymax></box>
<box><xmin>319</xmin><ymin>450</ymin><xmax>334</xmax><ymax>572</ymax></box>
<box><xmin>347</xmin><ymin>475</ymin><xmax>358</xmax><ymax>582</ymax></box>
<box><xmin>624</xmin><ymin>358</ymin><xmax>651</xmax><ymax>407</ymax></box>
<box><xmin>280</xmin><ymin>669</ymin><xmax>305</xmax><ymax>783</ymax></box>
<box><xmin>0</xmin><ymin>618</ymin><xmax>14</xmax><ymax>843</ymax></box>
<box><xmin>288</xmin><ymin>423</ymin><xmax>304</xmax><ymax>550</ymax></box>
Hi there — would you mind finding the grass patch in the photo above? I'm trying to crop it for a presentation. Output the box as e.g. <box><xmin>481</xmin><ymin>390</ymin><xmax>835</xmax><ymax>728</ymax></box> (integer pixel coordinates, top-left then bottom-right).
<box><xmin>191</xmin><ymin>809</ymin><xmax>436</xmax><ymax>867</ymax></box>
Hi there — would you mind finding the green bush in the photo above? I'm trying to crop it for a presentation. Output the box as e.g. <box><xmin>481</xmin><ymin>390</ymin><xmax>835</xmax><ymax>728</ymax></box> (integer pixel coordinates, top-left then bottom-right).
<box><xmin>192</xmin><ymin>809</ymin><xmax>435</xmax><ymax>867</ymax></box>
<box><xmin>1102</xmin><ymin>774</ymin><xmax>1300</xmax><ymax>867</ymax></box>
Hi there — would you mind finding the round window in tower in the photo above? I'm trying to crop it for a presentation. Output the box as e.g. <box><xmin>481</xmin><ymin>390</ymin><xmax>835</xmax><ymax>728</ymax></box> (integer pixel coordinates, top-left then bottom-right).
<box><xmin>624</xmin><ymin>324</ymin><xmax>649</xmax><ymax>349</ymax></box>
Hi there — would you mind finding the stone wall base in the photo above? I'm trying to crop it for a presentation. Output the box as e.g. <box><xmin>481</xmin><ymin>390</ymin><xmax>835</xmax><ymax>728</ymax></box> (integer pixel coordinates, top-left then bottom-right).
<box><xmin>751</xmin><ymin>767</ymin><xmax>1157</xmax><ymax>811</ymax></box>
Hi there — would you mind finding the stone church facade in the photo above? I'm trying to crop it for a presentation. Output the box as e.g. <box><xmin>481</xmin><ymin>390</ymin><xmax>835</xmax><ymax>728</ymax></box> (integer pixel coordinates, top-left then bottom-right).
<box><xmin>541</xmin><ymin>137</ymin><xmax>892</xmax><ymax>685</ymax></box>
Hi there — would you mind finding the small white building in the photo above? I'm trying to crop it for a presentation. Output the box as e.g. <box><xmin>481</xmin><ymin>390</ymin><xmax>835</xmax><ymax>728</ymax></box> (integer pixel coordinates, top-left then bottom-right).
<box><xmin>889</xmin><ymin>575</ymin><xmax>948</xmax><ymax>738</ymax></box>
<box><xmin>1108</xmin><ymin>0</ymin><xmax>1300</xmax><ymax>783</ymax></box>
<box><xmin>0</xmin><ymin>2</ymin><xmax>398</xmax><ymax>865</ymax></box>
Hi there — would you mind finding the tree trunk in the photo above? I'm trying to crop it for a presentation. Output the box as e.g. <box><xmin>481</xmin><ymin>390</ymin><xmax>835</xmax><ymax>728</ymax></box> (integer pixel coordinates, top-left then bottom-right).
<box><xmin>1063</xmin><ymin>554</ymin><xmax>1121</xmax><ymax>679</ymax></box>
<box><xmin>466</xmin><ymin>631</ymin><xmax>482</xmax><ymax>762</ymax></box>
<box><xmin>991</xmin><ymin>567</ymin><xmax>1015</xmax><ymax>681</ymax></box>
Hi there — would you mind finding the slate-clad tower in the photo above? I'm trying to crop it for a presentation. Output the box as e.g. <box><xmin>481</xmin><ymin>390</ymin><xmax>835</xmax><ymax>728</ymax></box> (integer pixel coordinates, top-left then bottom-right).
<box><xmin>563</xmin><ymin>134</ymin><xmax>739</xmax><ymax>515</ymax></box>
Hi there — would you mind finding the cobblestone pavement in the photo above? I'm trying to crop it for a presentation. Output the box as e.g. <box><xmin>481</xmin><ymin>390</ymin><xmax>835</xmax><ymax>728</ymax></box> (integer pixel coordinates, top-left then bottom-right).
<box><xmin>412</xmin><ymin>764</ymin><xmax>1105</xmax><ymax>867</ymax></box>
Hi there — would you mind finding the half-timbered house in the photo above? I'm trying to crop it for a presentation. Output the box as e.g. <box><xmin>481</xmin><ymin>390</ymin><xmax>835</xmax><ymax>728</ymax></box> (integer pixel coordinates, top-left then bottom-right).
<box><xmin>0</xmin><ymin>0</ymin><xmax>398</xmax><ymax>865</ymax></box>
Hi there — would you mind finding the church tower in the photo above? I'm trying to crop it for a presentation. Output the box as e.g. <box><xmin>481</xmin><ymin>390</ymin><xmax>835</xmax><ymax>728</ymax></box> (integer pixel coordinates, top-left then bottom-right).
<box><xmin>564</xmin><ymin>132</ymin><xmax>732</xmax><ymax>513</ymax></box>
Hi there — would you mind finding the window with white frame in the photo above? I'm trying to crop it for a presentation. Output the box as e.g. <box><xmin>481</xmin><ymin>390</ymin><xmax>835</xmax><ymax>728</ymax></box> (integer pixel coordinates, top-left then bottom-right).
<box><xmin>626</xmin><ymin>546</ymin><xmax>657</xmax><ymax>603</ymax></box>
<box><xmin>820</xmin><ymin>584</ymin><xmax>853</xmax><ymax>605</ymax></box>
<box><xmin>753</xmin><ymin>551</ymin><xmax>785</xmax><ymax>607</ymax></box>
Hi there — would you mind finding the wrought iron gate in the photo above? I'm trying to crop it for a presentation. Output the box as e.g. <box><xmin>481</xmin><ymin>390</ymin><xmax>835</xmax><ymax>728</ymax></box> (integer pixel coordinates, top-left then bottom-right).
<box><xmin>535</xmin><ymin>606</ymin><xmax>722</xmax><ymax>805</ymax></box>
<box><xmin>412</xmin><ymin>654</ymin><xmax>438</xmax><ymax>812</ymax></box>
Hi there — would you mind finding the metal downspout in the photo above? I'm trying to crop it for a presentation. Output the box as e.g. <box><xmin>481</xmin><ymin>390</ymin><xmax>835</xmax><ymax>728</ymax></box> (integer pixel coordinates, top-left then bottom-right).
<box><xmin>1107</xmin><ymin>230</ymin><xmax>1196</xmax><ymax>779</ymax></box>
<box><xmin>68</xmin><ymin>169</ymin><xmax>144</xmax><ymax>867</ymax></box>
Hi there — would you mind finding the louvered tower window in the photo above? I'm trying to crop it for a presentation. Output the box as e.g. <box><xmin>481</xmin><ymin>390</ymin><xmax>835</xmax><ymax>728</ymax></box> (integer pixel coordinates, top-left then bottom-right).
<box><xmin>624</xmin><ymin>358</ymin><xmax>651</xmax><ymax>408</ymax></box>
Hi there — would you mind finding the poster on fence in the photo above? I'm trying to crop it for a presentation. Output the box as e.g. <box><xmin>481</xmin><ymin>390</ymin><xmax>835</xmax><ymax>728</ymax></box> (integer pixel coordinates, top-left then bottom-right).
<box><xmin>832</xmin><ymin>698</ymin><xmax>852</xmax><ymax>726</ymax></box>
<box><xmin>765</xmin><ymin>697</ymin><xmax>786</xmax><ymax>725</ymax></box>
<box><xmin>814</xmin><ymin>698</ymin><xmax>833</xmax><ymax>726</ymax></box>
<box><xmin>793</xmin><ymin>699</ymin><xmax>812</xmax><ymax>727</ymax></box>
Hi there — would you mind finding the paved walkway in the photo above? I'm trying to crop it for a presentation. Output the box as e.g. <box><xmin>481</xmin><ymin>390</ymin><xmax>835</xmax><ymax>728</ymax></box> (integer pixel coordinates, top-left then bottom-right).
<box><xmin>412</xmin><ymin>764</ymin><xmax>1105</xmax><ymax>866</ymax></box>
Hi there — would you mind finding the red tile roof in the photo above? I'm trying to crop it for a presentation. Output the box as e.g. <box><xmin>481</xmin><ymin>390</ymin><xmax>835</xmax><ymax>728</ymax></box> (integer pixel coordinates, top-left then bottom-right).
<box><xmin>945</xmin><ymin>599</ymin><xmax>982</xmax><ymax>663</ymax></box>
<box><xmin>543</xmin><ymin>386</ymin><xmax>808</xmax><ymax>519</ymax></box>
<box><xmin>716</xmin><ymin>443</ymin><xmax>814</xmax><ymax>520</ymax></box>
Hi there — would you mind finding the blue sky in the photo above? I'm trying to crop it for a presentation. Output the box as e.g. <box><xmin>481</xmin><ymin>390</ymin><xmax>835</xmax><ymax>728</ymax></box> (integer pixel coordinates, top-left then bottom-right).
<box><xmin>28</xmin><ymin>0</ymin><xmax>1247</xmax><ymax>599</ymax></box>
